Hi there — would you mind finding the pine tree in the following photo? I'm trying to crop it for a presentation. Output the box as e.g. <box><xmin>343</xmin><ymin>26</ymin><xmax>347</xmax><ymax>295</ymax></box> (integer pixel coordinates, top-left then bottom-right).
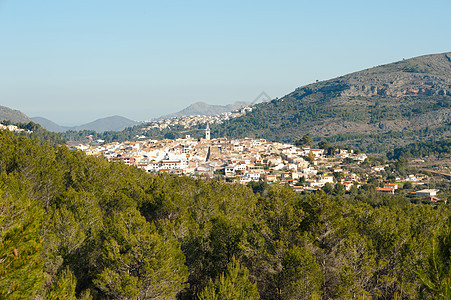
<box><xmin>417</xmin><ymin>223</ymin><xmax>451</xmax><ymax>299</ymax></box>
<box><xmin>46</xmin><ymin>267</ymin><xmax>78</xmax><ymax>300</ymax></box>
<box><xmin>198</xmin><ymin>257</ymin><xmax>260</xmax><ymax>300</ymax></box>
<box><xmin>0</xmin><ymin>183</ymin><xmax>45</xmax><ymax>299</ymax></box>
<box><xmin>93</xmin><ymin>208</ymin><xmax>188</xmax><ymax>299</ymax></box>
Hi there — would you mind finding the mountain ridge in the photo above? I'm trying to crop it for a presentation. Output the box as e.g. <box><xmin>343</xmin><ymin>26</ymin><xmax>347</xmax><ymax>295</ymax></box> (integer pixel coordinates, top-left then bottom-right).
<box><xmin>31</xmin><ymin>117</ymin><xmax>67</xmax><ymax>132</ymax></box>
<box><xmin>159</xmin><ymin>101</ymin><xmax>250</xmax><ymax>119</ymax></box>
<box><xmin>32</xmin><ymin>115</ymin><xmax>138</xmax><ymax>133</ymax></box>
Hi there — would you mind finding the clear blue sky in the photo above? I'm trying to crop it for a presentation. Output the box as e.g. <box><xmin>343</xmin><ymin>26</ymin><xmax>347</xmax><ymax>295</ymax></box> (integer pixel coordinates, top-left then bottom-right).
<box><xmin>1</xmin><ymin>0</ymin><xmax>450</xmax><ymax>125</ymax></box>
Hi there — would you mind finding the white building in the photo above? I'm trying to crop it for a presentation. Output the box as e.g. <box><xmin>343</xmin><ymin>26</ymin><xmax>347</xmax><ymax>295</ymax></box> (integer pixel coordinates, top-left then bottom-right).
<box><xmin>415</xmin><ymin>189</ymin><xmax>438</xmax><ymax>197</ymax></box>
<box><xmin>160</xmin><ymin>160</ymin><xmax>186</xmax><ymax>170</ymax></box>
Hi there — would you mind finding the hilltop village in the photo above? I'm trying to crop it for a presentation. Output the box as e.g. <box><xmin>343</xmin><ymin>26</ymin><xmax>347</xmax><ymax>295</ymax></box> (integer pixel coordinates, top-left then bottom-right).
<box><xmin>73</xmin><ymin>126</ymin><xmax>443</xmax><ymax>199</ymax></box>
<box><xmin>142</xmin><ymin>106</ymin><xmax>253</xmax><ymax>130</ymax></box>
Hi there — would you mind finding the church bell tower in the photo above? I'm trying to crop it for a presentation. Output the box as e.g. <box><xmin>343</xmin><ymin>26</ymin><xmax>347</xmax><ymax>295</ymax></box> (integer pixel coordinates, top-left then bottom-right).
<box><xmin>205</xmin><ymin>124</ymin><xmax>210</xmax><ymax>140</ymax></box>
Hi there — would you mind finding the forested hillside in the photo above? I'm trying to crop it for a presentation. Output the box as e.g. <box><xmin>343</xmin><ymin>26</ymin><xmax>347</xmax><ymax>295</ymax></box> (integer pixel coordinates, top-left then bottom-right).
<box><xmin>1</xmin><ymin>129</ymin><xmax>451</xmax><ymax>299</ymax></box>
<box><xmin>387</xmin><ymin>139</ymin><xmax>451</xmax><ymax>160</ymax></box>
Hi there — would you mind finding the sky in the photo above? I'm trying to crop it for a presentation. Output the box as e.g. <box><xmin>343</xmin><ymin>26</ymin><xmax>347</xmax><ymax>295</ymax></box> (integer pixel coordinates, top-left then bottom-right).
<box><xmin>0</xmin><ymin>0</ymin><xmax>450</xmax><ymax>126</ymax></box>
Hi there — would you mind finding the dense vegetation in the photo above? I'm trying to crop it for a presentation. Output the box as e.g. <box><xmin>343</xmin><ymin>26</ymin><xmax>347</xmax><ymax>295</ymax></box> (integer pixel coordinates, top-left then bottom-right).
<box><xmin>387</xmin><ymin>139</ymin><xmax>451</xmax><ymax>160</ymax></box>
<box><xmin>1</xmin><ymin>129</ymin><xmax>451</xmax><ymax>299</ymax></box>
<box><xmin>208</xmin><ymin>95</ymin><xmax>451</xmax><ymax>142</ymax></box>
<box><xmin>205</xmin><ymin>94</ymin><xmax>451</xmax><ymax>151</ymax></box>
<box><xmin>319</xmin><ymin>125</ymin><xmax>451</xmax><ymax>154</ymax></box>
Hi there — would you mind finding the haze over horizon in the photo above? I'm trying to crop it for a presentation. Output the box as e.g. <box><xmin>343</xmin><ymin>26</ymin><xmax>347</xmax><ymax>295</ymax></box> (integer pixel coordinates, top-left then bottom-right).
<box><xmin>1</xmin><ymin>0</ymin><xmax>450</xmax><ymax>126</ymax></box>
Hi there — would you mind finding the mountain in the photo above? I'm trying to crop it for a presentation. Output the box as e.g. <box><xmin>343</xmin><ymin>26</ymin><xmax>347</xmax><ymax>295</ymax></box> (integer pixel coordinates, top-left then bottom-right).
<box><xmin>31</xmin><ymin>117</ymin><xmax>67</xmax><ymax>132</ymax></box>
<box><xmin>0</xmin><ymin>105</ymin><xmax>31</xmax><ymax>123</ymax></box>
<box><xmin>209</xmin><ymin>52</ymin><xmax>451</xmax><ymax>153</ymax></box>
<box><xmin>33</xmin><ymin>115</ymin><xmax>139</xmax><ymax>133</ymax></box>
<box><xmin>71</xmin><ymin>115</ymin><xmax>138</xmax><ymax>132</ymax></box>
<box><xmin>160</xmin><ymin>101</ymin><xmax>250</xmax><ymax>119</ymax></box>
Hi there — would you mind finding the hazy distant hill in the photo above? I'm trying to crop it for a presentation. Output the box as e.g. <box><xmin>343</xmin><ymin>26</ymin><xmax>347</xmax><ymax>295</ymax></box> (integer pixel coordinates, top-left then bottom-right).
<box><xmin>33</xmin><ymin>115</ymin><xmax>138</xmax><ymax>133</ymax></box>
<box><xmin>208</xmin><ymin>52</ymin><xmax>451</xmax><ymax>153</ymax></box>
<box><xmin>0</xmin><ymin>105</ymin><xmax>31</xmax><ymax>123</ymax></box>
<box><xmin>31</xmin><ymin>117</ymin><xmax>67</xmax><ymax>132</ymax></box>
<box><xmin>73</xmin><ymin>115</ymin><xmax>138</xmax><ymax>132</ymax></box>
<box><xmin>160</xmin><ymin>101</ymin><xmax>250</xmax><ymax>119</ymax></box>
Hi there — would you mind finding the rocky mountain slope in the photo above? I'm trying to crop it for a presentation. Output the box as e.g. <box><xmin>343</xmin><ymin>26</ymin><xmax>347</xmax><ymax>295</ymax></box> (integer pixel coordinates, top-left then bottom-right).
<box><xmin>209</xmin><ymin>52</ymin><xmax>451</xmax><ymax>152</ymax></box>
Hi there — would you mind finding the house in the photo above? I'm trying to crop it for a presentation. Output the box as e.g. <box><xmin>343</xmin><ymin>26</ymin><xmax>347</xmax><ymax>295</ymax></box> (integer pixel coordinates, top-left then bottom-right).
<box><xmin>383</xmin><ymin>183</ymin><xmax>398</xmax><ymax>190</ymax></box>
<box><xmin>268</xmin><ymin>157</ymin><xmax>283</xmax><ymax>165</ymax></box>
<box><xmin>310</xmin><ymin>149</ymin><xmax>325</xmax><ymax>158</ymax></box>
<box><xmin>161</xmin><ymin>160</ymin><xmax>184</xmax><ymax>170</ymax></box>
<box><xmin>281</xmin><ymin>172</ymin><xmax>291</xmax><ymax>179</ymax></box>
<box><xmin>342</xmin><ymin>181</ymin><xmax>355</xmax><ymax>190</ymax></box>
<box><xmin>372</xmin><ymin>166</ymin><xmax>386</xmax><ymax>172</ymax></box>
<box><xmin>234</xmin><ymin>163</ymin><xmax>247</xmax><ymax>171</ymax></box>
<box><xmin>160</xmin><ymin>168</ymin><xmax>184</xmax><ymax>175</ymax></box>
<box><xmin>265</xmin><ymin>175</ymin><xmax>277</xmax><ymax>183</ymax></box>
<box><xmin>144</xmin><ymin>162</ymin><xmax>160</xmax><ymax>173</ymax></box>
<box><xmin>7</xmin><ymin>125</ymin><xmax>19</xmax><ymax>132</ymax></box>
<box><xmin>346</xmin><ymin>173</ymin><xmax>359</xmax><ymax>181</ymax></box>
<box><xmin>376</xmin><ymin>187</ymin><xmax>395</xmax><ymax>194</ymax></box>
<box><xmin>239</xmin><ymin>177</ymin><xmax>251</xmax><ymax>184</ymax></box>
<box><xmin>273</xmin><ymin>163</ymin><xmax>286</xmax><ymax>171</ymax></box>
<box><xmin>405</xmin><ymin>175</ymin><xmax>419</xmax><ymax>182</ymax></box>
<box><xmin>321</xmin><ymin>176</ymin><xmax>334</xmax><ymax>183</ymax></box>
<box><xmin>246</xmin><ymin>172</ymin><xmax>261</xmax><ymax>181</ymax></box>
<box><xmin>309</xmin><ymin>181</ymin><xmax>326</xmax><ymax>188</ymax></box>
<box><xmin>292</xmin><ymin>186</ymin><xmax>305</xmax><ymax>193</ymax></box>
<box><xmin>301</xmin><ymin>167</ymin><xmax>317</xmax><ymax>177</ymax></box>
<box><xmin>110</xmin><ymin>156</ymin><xmax>135</xmax><ymax>166</ymax></box>
<box><xmin>354</xmin><ymin>153</ymin><xmax>368</xmax><ymax>162</ymax></box>
<box><xmin>85</xmin><ymin>150</ymin><xmax>100</xmax><ymax>156</ymax></box>
<box><xmin>233</xmin><ymin>144</ymin><xmax>244</xmax><ymax>152</ymax></box>
<box><xmin>415</xmin><ymin>189</ymin><xmax>438</xmax><ymax>197</ymax></box>
<box><xmin>76</xmin><ymin>144</ymin><xmax>89</xmax><ymax>151</ymax></box>
<box><xmin>225</xmin><ymin>166</ymin><xmax>236</xmax><ymax>177</ymax></box>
